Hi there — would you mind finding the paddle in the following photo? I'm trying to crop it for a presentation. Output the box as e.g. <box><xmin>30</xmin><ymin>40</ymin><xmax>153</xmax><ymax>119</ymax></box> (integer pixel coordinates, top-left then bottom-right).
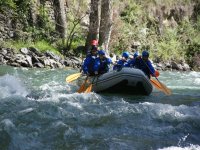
<box><xmin>77</xmin><ymin>76</ymin><xmax>89</xmax><ymax>93</ymax></box>
<box><xmin>84</xmin><ymin>76</ymin><xmax>97</xmax><ymax>93</ymax></box>
<box><xmin>66</xmin><ymin>73</ymin><xmax>81</xmax><ymax>83</ymax></box>
<box><xmin>150</xmin><ymin>78</ymin><xmax>172</xmax><ymax>95</ymax></box>
<box><xmin>141</xmin><ymin>58</ymin><xmax>172</xmax><ymax>95</ymax></box>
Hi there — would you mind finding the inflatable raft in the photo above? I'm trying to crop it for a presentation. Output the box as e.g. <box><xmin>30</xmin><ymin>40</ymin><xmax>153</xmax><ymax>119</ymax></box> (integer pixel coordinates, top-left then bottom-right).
<box><xmin>84</xmin><ymin>67</ymin><xmax>153</xmax><ymax>95</ymax></box>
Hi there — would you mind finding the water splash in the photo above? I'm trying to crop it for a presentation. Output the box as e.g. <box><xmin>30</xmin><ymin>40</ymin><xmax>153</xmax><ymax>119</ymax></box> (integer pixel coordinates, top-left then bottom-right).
<box><xmin>0</xmin><ymin>74</ymin><xmax>28</xmax><ymax>98</ymax></box>
<box><xmin>158</xmin><ymin>144</ymin><xmax>200</xmax><ymax>150</ymax></box>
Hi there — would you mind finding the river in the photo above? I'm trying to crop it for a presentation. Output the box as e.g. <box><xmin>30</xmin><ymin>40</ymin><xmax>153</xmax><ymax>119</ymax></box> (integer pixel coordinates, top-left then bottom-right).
<box><xmin>0</xmin><ymin>65</ymin><xmax>200</xmax><ymax>150</ymax></box>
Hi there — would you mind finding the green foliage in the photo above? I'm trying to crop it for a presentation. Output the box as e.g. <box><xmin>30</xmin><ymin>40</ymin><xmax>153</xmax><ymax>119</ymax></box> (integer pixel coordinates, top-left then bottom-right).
<box><xmin>113</xmin><ymin>0</ymin><xmax>200</xmax><ymax>65</ymax></box>
<box><xmin>1</xmin><ymin>0</ymin><xmax>200</xmax><ymax>65</ymax></box>
<box><xmin>1</xmin><ymin>40</ymin><xmax>60</xmax><ymax>55</ymax></box>
<box><xmin>185</xmin><ymin>42</ymin><xmax>200</xmax><ymax>65</ymax></box>
<box><xmin>0</xmin><ymin>0</ymin><xmax>16</xmax><ymax>14</ymax></box>
<box><xmin>34</xmin><ymin>40</ymin><xmax>59</xmax><ymax>53</ymax></box>
<box><xmin>63</xmin><ymin>0</ymin><xmax>89</xmax><ymax>53</ymax></box>
<box><xmin>120</xmin><ymin>2</ymin><xmax>143</xmax><ymax>24</ymax></box>
<box><xmin>37</xmin><ymin>5</ymin><xmax>53</xmax><ymax>30</ymax></box>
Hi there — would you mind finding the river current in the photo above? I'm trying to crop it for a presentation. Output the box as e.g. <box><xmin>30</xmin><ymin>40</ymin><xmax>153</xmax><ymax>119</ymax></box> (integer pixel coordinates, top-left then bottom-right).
<box><xmin>0</xmin><ymin>65</ymin><xmax>200</xmax><ymax>150</ymax></box>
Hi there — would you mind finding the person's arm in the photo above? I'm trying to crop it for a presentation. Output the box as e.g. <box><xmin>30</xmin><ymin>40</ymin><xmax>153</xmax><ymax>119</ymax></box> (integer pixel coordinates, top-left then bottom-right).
<box><xmin>125</xmin><ymin>59</ymin><xmax>136</xmax><ymax>67</ymax></box>
<box><xmin>113</xmin><ymin>60</ymin><xmax>121</xmax><ymax>70</ymax></box>
<box><xmin>147</xmin><ymin>60</ymin><xmax>155</xmax><ymax>75</ymax></box>
<box><xmin>82</xmin><ymin>57</ymin><xmax>90</xmax><ymax>74</ymax></box>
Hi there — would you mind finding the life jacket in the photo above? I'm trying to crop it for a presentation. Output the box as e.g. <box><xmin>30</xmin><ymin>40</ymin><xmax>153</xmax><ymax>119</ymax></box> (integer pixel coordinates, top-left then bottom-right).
<box><xmin>134</xmin><ymin>58</ymin><xmax>151</xmax><ymax>78</ymax></box>
<box><xmin>98</xmin><ymin>58</ymin><xmax>111</xmax><ymax>74</ymax></box>
<box><xmin>113</xmin><ymin>59</ymin><xmax>127</xmax><ymax>71</ymax></box>
<box><xmin>82</xmin><ymin>54</ymin><xmax>97</xmax><ymax>75</ymax></box>
<box><xmin>88</xmin><ymin>55</ymin><xmax>96</xmax><ymax>74</ymax></box>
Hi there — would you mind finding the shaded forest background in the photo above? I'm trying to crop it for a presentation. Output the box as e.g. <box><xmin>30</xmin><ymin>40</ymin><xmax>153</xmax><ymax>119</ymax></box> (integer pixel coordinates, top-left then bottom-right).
<box><xmin>0</xmin><ymin>0</ymin><xmax>200</xmax><ymax>70</ymax></box>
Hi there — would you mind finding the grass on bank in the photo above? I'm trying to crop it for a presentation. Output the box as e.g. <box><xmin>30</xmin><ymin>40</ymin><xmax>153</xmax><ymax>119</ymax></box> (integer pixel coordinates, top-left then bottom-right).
<box><xmin>1</xmin><ymin>40</ymin><xmax>61</xmax><ymax>56</ymax></box>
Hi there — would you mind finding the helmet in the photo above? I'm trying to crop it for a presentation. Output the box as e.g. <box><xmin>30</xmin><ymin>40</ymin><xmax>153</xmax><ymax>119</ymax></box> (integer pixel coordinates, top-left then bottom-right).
<box><xmin>98</xmin><ymin>50</ymin><xmax>105</xmax><ymax>55</ymax></box>
<box><xmin>91</xmin><ymin>40</ymin><xmax>98</xmax><ymax>46</ymax></box>
<box><xmin>122</xmin><ymin>52</ymin><xmax>129</xmax><ymax>59</ymax></box>
<box><xmin>142</xmin><ymin>50</ymin><xmax>149</xmax><ymax>57</ymax></box>
<box><xmin>133</xmin><ymin>52</ymin><xmax>139</xmax><ymax>58</ymax></box>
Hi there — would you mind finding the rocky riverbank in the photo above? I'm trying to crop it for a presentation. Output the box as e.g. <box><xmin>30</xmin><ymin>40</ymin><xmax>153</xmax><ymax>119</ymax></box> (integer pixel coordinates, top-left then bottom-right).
<box><xmin>0</xmin><ymin>47</ymin><xmax>81</xmax><ymax>69</ymax></box>
<box><xmin>0</xmin><ymin>46</ymin><xmax>191</xmax><ymax>71</ymax></box>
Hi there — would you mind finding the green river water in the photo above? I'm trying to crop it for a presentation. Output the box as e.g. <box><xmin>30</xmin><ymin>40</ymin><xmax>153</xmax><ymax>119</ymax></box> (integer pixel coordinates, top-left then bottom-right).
<box><xmin>0</xmin><ymin>65</ymin><xmax>200</xmax><ymax>150</ymax></box>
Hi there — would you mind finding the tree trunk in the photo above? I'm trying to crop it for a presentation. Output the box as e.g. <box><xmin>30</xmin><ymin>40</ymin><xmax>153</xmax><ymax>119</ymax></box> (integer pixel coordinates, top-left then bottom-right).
<box><xmin>52</xmin><ymin>0</ymin><xmax>67</xmax><ymax>39</ymax></box>
<box><xmin>30</xmin><ymin>0</ymin><xmax>40</xmax><ymax>26</ymax></box>
<box><xmin>99</xmin><ymin>0</ymin><xmax>113</xmax><ymax>54</ymax></box>
<box><xmin>85</xmin><ymin>0</ymin><xmax>100</xmax><ymax>50</ymax></box>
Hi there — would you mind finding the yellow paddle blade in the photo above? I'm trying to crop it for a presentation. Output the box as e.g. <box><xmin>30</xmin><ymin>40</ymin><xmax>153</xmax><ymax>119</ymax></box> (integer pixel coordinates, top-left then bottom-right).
<box><xmin>151</xmin><ymin>79</ymin><xmax>172</xmax><ymax>95</ymax></box>
<box><xmin>66</xmin><ymin>73</ymin><xmax>81</xmax><ymax>83</ymax></box>
<box><xmin>84</xmin><ymin>84</ymin><xmax>93</xmax><ymax>93</ymax></box>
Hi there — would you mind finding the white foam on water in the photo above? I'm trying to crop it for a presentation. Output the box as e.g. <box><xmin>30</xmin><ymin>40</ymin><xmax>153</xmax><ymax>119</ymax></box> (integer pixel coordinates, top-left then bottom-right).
<box><xmin>18</xmin><ymin>108</ymin><xmax>35</xmax><ymax>115</ymax></box>
<box><xmin>140</xmin><ymin>102</ymin><xmax>200</xmax><ymax>122</ymax></box>
<box><xmin>168</xmin><ymin>86</ymin><xmax>200</xmax><ymax>90</ymax></box>
<box><xmin>0</xmin><ymin>119</ymin><xmax>44</xmax><ymax>150</ymax></box>
<box><xmin>158</xmin><ymin>144</ymin><xmax>200</xmax><ymax>150</ymax></box>
<box><xmin>0</xmin><ymin>74</ymin><xmax>28</xmax><ymax>98</ymax></box>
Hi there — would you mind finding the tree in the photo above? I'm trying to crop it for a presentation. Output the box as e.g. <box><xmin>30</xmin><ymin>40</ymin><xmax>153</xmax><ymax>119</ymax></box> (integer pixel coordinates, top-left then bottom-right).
<box><xmin>99</xmin><ymin>0</ymin><xmax>113</xmax><ymax>54</ymax></box>
<box><xmin>52</xmin><ymin>0</ymin><xmax>67</xmax><ymax>40</ymax></box>
<box><xmin>85</xmin><ymin>0</ymin><xmax>100</xmax><ymax>50</ymax></box>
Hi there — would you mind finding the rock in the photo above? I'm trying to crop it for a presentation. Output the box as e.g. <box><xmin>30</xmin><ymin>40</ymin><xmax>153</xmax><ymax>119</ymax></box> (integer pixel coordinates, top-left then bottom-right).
<box><xmin>182</xmin><ymin>63</ymin><xmax>190</xmax><ymax>71</ymax></box>
<box><xmin>34</xmin><ymin>62</ymin><xmax>44</xmax><ymax>68</ymax></box>
<box><xmin>45</xmin><ymin>51</ymin><xmax>61</xmax><ymax>61</ymax></box>
<box><xmin>20</xmin><ymin>48</ymin><xmax>29</xmax><ymax>55</ymax></box>
<box><xmin>165</xmin><ymin>62</ymin><xmax>171</xmax><ymax>68</ymax></box>
<box><xmin>25</xmin><ymin>55</ymin><xmax>33</xmax><ymax>67</ymax></box>
<box><xmin>0</xmin><ymin>48</ymin><xmax>7</xmax><ymax>55</ymax></box>
<box><xmin>16</xmin><ymin>59</ymin><xmax>29</xmax><ymax>67</ymax></box>
<box><xmin>9</xmin><ymin>62</ymin><xmax>21</xmax><ymax>67</ymax></box>
<box><xmin>31</xmin><ymin>54</ymin><xmax>40</xmax><ymax>64</ymax></box>
<box><xmin>29</xmin><ymin>47</ymin><xmax>43</xmax><ymax>57</ymax></box>
<box><xmin>15</xmin><ymin>54</ymin><xmax>26</xmax><ymax>60</ymax></box>
<box><xmin>0</xmin><ymin>54</ymin><xmax>4</xmax><ymax>64</ymax></box>
<box><xmin>171</xmin><ymin>61</ymin><xmax>182</xmax><ymax>70</ymax></box>
<box><xmin>63</xmin><ymin>59</ymin><xmax>72</xmax><ymax>67</ymax></box>
<box><xmin>43</xmin><ymin>58</ymin><xmax>51</xmax><ymax>66</ymax></box>
<box><xmin>192</xmin><ymin>54</ymin><xmax>200</xmax><ymax>71</ymax></box>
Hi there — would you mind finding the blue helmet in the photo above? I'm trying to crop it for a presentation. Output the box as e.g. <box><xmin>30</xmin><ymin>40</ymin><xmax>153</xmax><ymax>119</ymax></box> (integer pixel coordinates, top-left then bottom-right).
<box><xmin>142</xmin><ymin>50</ymin><xmax>149</xmax><ymax>57</ymax></box>
<box><xmin>122</xmin><ymin>52</ymin><xmax>129</xmax><ymax>59</ymax></box>
<box><xmin>133</xmin><ymin>52</ymin><xmax>139</xmax><ymax>58</ymax></box>
<box><xmin>98</xmin><ymin>50</ymin><xmax>105</xmax><ymax>55</ymax></box>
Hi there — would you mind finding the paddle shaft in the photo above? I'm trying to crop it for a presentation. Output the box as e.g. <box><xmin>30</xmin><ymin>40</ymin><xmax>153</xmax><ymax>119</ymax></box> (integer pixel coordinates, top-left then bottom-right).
<box><xmin>141</xmin><ymin>58</ymin><xmax>171</xmax><ymax>95</ymax></box>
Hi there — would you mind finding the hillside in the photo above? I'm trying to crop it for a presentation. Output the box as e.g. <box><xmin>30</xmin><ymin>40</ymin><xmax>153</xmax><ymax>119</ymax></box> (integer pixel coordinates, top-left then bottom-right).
<box><xmin>0</xmin><ymin>0</ymin><xmax>200</xmax><ymax>70</ymax></box>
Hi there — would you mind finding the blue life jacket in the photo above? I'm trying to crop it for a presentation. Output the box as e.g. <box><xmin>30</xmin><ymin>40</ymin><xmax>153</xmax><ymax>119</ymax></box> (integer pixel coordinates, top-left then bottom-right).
<box><xmin>113</xmin><ymin>59</ymin><xmax>127</xmax><ymax>71</ymax></box>
<box><xmin>82</xmin><ymin>54</ymin><xmax>97</xmax><ymax>74</ymax></box>
<box><xmin>126</xmin><ymin>58</ymin><xmax>155</xmax><ymax>78</ymax></box>
<box><xmin>94</xmin><ymin>57</ymin><xmax>112</xmax><ymax>74</ymax></box>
